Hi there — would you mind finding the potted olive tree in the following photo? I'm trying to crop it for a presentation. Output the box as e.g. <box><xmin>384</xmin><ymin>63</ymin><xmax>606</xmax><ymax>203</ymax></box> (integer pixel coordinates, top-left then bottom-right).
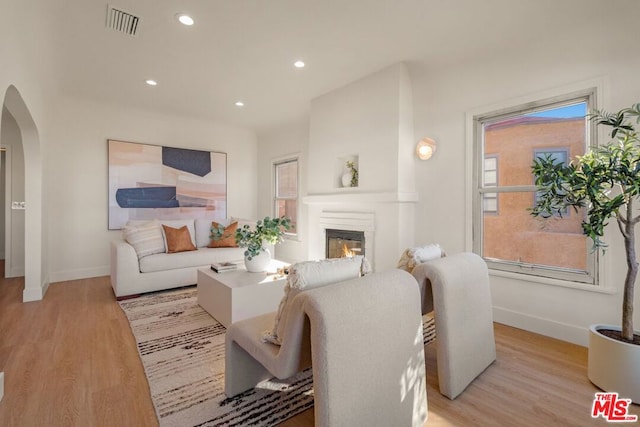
<box><xmin>235</xmin><ymin>216</ymin><xmax>291</xmax><ymax>272</ymax></box>
<box><xmin>532</xmin><ymin>103</ymin><xmax>640</xmax><ymax>402</ymax></box>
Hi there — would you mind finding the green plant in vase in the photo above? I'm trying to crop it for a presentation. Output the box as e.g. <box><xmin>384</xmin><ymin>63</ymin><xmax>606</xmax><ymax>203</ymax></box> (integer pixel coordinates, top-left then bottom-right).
<box><xmin>235</xmin><ymin>216</ymin><xmax>292</xmax><ymax>260</ymax></box>
<box><xmin>346</xmin><ymin>160</ymin><xmax>358</xmax><ymax>187</ymax></box>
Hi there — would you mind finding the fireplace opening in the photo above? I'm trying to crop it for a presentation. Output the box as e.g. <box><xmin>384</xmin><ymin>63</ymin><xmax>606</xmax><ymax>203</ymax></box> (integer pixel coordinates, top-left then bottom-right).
<box><xmin>326</xmin><ymin>229</ymin><xmax>365</xmax><ymax>259</ymax></box>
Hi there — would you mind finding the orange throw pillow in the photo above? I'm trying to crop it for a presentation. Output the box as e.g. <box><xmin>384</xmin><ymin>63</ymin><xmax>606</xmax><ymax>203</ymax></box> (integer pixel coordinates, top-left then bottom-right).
<box><xmin>162</xmin><ymin>225</ymin><xmax>196</xmax><ymax>253</ymax></box>
<box><xmin>208</xmin><ymin>221</ymin><xmax>239</xmax><ymax>248</ymax></box>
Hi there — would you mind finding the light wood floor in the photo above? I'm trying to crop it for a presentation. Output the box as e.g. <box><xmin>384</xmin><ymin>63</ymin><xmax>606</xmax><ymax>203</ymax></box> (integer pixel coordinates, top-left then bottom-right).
<box><xmin>0</xmin><ymin>271</ymin><xmax>637</xmax><ymax>426</ymax></box>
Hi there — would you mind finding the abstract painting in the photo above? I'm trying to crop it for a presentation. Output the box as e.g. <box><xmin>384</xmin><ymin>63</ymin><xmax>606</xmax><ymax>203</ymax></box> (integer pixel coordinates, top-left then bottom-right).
<box><xmin>108</xmin><ymin>139</ymin><xmax>227</xmax><ymax>229</ymax></box>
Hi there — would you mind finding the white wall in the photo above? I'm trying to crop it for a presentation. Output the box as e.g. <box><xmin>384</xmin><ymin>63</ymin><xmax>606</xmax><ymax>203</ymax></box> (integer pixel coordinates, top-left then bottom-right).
<box><xmin>257</xmin><ymin>64</ymin><xmax>420</xmax><ymax>269</ymax></box>
<box><xmin>304</xmin><ymin>63</ymin><xmax>418</xmax><ymax>270</ymax></box>
<box><xmin>308</xmin><ymin>63</ymin><xmax>412</xmax><ymax>194</ymax></box>
<box><xmin>257</xmin><ymin>119</ymin><xmax>309</xmax><ymax>264</ymax></box>
<box><xmin>410</xmin><ymin>18</ymin><xmax>640</xmax><ymax>345</ymax></box>
<box><xmin>47</xmin><ymin>96</ymin><xmax>258</xmax><ymax>282</ymax></box>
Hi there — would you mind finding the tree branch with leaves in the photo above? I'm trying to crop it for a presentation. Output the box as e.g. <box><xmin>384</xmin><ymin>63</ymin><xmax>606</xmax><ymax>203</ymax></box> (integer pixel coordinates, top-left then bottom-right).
<box><xmin>532</xmin><ymin>103</ymin><xmax>640</xmax><ymax>342</ymax></box>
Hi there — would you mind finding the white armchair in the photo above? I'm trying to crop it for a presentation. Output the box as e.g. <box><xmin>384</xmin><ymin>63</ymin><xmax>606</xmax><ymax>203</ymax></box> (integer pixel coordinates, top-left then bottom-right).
<box><xmin>411</xmin><ymin>252</ymin><xmax>496</xmax><ymax>399</ymax></box>
<box><xmin>225</xmin><ymin>265</ymin><xmax>428</xmax><ymax>427</ymax></box>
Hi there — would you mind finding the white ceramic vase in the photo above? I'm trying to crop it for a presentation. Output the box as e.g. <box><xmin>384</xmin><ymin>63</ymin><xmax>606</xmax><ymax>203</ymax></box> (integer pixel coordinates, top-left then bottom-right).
<box><xmin>341</xmin><ymin>172</ymin><xmax>352</xmax><ymax>187</ymax></box>
<box><xmin>244</xmin><ymin>248</ymin><xmax>272</xmax><ymax>273</ymax></box>
<box><xmin>588</xmin><ymin>324</ymin><xmax>640</xmax><ymax>404</ymax></box>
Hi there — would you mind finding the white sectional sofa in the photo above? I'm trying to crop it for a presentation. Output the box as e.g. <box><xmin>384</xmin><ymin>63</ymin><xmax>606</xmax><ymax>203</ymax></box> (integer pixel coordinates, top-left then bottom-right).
<box><xmin>110</xmin><ymin>218</ymin><xmax>250</xmax><ymax>299</ymax></box>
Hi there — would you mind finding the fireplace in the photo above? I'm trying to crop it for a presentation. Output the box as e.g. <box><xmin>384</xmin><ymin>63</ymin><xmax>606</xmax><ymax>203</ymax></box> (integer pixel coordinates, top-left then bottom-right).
<box><xmin>317</xmin><ymin>211</ymin><xmax>375</xmax><ymax>268</ymax></box>
<box><xmin>326</xmin><ymin>229</ymin><xmax>365</xmax><ymax>259</ymax></box>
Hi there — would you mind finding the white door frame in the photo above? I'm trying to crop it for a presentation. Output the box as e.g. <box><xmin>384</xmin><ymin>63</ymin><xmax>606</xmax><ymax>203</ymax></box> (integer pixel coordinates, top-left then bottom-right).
<box><xmin>2</xmin><ymin>145</ymin><xmax>12</xmax><ymax>278</ymax></box>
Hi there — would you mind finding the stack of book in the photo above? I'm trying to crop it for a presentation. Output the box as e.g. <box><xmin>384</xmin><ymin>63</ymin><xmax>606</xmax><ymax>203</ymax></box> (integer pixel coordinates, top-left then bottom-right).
<box><xmin>211</xmin><ymin>262</ymin><xmax>238</xmax><ymax>273</ymax></box>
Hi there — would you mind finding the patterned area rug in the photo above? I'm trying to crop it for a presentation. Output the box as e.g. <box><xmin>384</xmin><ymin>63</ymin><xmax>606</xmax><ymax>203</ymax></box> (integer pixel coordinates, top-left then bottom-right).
<box><xmin>119</xmin><ymin>287</ymin><xmax>436</xmax><ymax>427</ymax></box>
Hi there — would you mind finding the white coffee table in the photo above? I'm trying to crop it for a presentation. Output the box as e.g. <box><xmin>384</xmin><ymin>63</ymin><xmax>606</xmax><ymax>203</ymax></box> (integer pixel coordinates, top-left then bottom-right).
<box><xmin>197</xmin><ymin>260</ymin><xmax>288</xmax><ymax>328</ymax></box>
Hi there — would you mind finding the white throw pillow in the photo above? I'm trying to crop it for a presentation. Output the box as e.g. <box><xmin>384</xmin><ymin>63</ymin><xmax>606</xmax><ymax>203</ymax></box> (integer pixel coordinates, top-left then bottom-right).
<box><xmin>397</xmin><ymin>244</ymin><xmax>444</xmax><ymax>272</ymax></box>
<box><xmin>123</xmin><ymin>220</ymin><xmax>165</xmax><ymax>259</ymax></box>
<box><xmin>262</xmin><ymin>256</ymin><xmax>372</xmax><ymax>345</ymax></box>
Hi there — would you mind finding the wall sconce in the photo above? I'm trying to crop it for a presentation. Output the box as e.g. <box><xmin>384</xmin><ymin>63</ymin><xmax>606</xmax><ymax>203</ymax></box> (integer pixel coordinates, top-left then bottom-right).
<box><xmin>416</xmin><ymin>137</ymin><xmax>437</xmax><ymax>160</ymax></box>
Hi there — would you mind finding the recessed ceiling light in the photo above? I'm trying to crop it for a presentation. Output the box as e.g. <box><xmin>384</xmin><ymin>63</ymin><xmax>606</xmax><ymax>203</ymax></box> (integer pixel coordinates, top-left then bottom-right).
<box><xmin>293</xmin><ymin>60</ymin><xmax>305</xmax><ymax>68</ymax></box>
<box><xmin>235</xmin><ymin>101</ymin><xmax>245</xmax><ymax>107</ymax></box>
<box><xmin>145</xmin><ymin>79</ymin><xmax>158</xmax><ymax>86</ymax></box>
<box><xmin>176</xmin><ymin>14</ymin><xmax>194</xmax><ymax>26</ymax></box>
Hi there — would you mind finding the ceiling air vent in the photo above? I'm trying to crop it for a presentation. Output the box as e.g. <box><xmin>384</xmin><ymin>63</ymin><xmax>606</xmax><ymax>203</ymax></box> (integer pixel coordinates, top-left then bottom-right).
<box><xmin>106</xmin><ymin>4</ymin><xmax>140</xmax><ymax>36</ymax></box>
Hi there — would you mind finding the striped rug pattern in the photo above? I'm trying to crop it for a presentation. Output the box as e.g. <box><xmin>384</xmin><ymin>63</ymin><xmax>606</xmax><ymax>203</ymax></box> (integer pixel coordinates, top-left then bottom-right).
<box><xmin>119</xmin><ymin>286</ymin><xmax>436</xmax><ymax>427</ymax></box>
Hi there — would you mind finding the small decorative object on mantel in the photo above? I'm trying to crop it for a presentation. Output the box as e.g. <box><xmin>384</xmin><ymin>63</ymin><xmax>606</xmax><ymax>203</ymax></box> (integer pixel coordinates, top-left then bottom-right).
<box><xmin>342</xmin><ymin>160</ymin><xmax>359</xmax><ymax>187</ymax></box>
<box><xmin>235</xmin><ymin>216</ymin><xmax>291</xmax><ymax>273</ymax></box>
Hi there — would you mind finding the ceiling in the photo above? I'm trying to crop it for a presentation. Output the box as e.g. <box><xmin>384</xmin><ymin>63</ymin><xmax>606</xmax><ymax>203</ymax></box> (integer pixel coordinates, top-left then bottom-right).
<box><xmin>54</xmin><ymin>0</ymin><xmax>623</xmax><ymax>134</ymax></box>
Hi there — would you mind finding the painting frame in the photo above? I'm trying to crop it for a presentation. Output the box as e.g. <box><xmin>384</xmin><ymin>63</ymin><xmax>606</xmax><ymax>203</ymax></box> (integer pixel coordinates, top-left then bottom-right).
<box><xmin>108</xmin><ymin>139</ymin><xmax>227</xmax><ymax>230</ymax></box>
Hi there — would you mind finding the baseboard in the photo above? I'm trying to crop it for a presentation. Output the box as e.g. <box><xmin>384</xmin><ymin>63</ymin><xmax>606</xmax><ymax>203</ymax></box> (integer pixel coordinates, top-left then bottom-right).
<box><xmin>41</xmin><ymin>279</ymin><xmax>50</xmax><ymax>297</ymax></box>
<box><xmin>49</xmin><ymin>266</ymin><xmax>110</xmax><ymax>283</ymax></box>
<box><xmin>9</xmin><ymin>267</ymin><xmax>24</xmax><ymax>278</ymax></box>
<box><xmin>20</xmin><ymin>275</ymin><xmax>50</xmax><ymax>302</ymax></box>
<box><xmin>493</xmin><ymin>306</ymin><xmax>588</xmax><ymax>347</ymax></box>
<box><xmin>23</xmin><ymin>285</ymin><xmax>43</xmax><ymax>302</ymax></box>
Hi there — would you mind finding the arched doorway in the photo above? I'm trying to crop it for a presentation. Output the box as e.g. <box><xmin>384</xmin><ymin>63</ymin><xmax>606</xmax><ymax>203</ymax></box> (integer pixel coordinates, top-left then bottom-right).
<box><xmin>1</xmin><ymin>85</ymin><xmax>45</xmax><ymax>302</ymax></box>
<box><xmin>0</xmin><ymin>108</ymin><xmax>25</xmax><ymax>280</ymax></box>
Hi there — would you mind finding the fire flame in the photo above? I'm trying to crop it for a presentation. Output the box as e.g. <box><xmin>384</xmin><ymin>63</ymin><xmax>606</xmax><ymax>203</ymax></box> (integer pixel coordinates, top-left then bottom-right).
<box><xmin>342</xmin><ymin>243</ymin><xmax>355</xmax><ymax>258</ymax></box>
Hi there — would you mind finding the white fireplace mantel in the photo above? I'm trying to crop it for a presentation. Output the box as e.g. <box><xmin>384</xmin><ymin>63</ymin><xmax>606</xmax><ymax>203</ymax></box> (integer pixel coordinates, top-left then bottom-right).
<box><xmin>306</xmin><ymin>191</ymin><xmax>417</xmax><ymax>271</ymax></box>
<box><xmin>303</xmin><ymin>191</ymin><xmax>418</xmax><ymax>205</ymax></box>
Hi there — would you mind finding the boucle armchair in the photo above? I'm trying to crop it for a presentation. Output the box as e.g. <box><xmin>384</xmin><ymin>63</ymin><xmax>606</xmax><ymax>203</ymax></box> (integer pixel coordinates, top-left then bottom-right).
<box><xmin>411</xmin><ymin>252</ymin><xmax>496</xmax><ymax>399</ymax></box>
<box><xmin>225</xmin><ymin>268</ymin><xmax>428</xmax><ymax>427</ymax></box>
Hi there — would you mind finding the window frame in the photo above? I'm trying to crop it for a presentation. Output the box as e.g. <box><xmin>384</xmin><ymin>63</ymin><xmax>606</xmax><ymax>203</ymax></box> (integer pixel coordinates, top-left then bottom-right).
<box><xmin>483</xmin><ymin>155</ymin><xmax>499</xmax><ymax>215</ymax></box>
<box><xmin>471</xmin><ymin>88</ymin><xmax>599</xmax><ymax>285</ymax></box>
<box><xmin>273</xmin><ymin>156</ymin><xmax>299</xmax><ymax>237</ymax></box>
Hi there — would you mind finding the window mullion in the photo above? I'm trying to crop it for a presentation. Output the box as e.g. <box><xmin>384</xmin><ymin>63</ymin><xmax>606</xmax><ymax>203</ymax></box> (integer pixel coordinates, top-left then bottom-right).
<box><xmin>479</xmin><ymin>185</ymin><xmax>537</xmax><ymax>193</ymax></box>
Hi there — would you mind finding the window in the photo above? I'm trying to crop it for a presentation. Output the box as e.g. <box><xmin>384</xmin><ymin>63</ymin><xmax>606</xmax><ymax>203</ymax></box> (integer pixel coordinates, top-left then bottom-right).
<box><xmin>483</xmin><ymin>156</ymin><xmax>498</xmax><ymax>214</ymax></box>
<box><xmin>473</xmin><ymin>89</ymin><xmax>597</xmax><ymax>284</ymax></box>
<box><xmin>274</xmin><ymin>158</ymin><xmax>298</xmax><ymax>235</ymax></box>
